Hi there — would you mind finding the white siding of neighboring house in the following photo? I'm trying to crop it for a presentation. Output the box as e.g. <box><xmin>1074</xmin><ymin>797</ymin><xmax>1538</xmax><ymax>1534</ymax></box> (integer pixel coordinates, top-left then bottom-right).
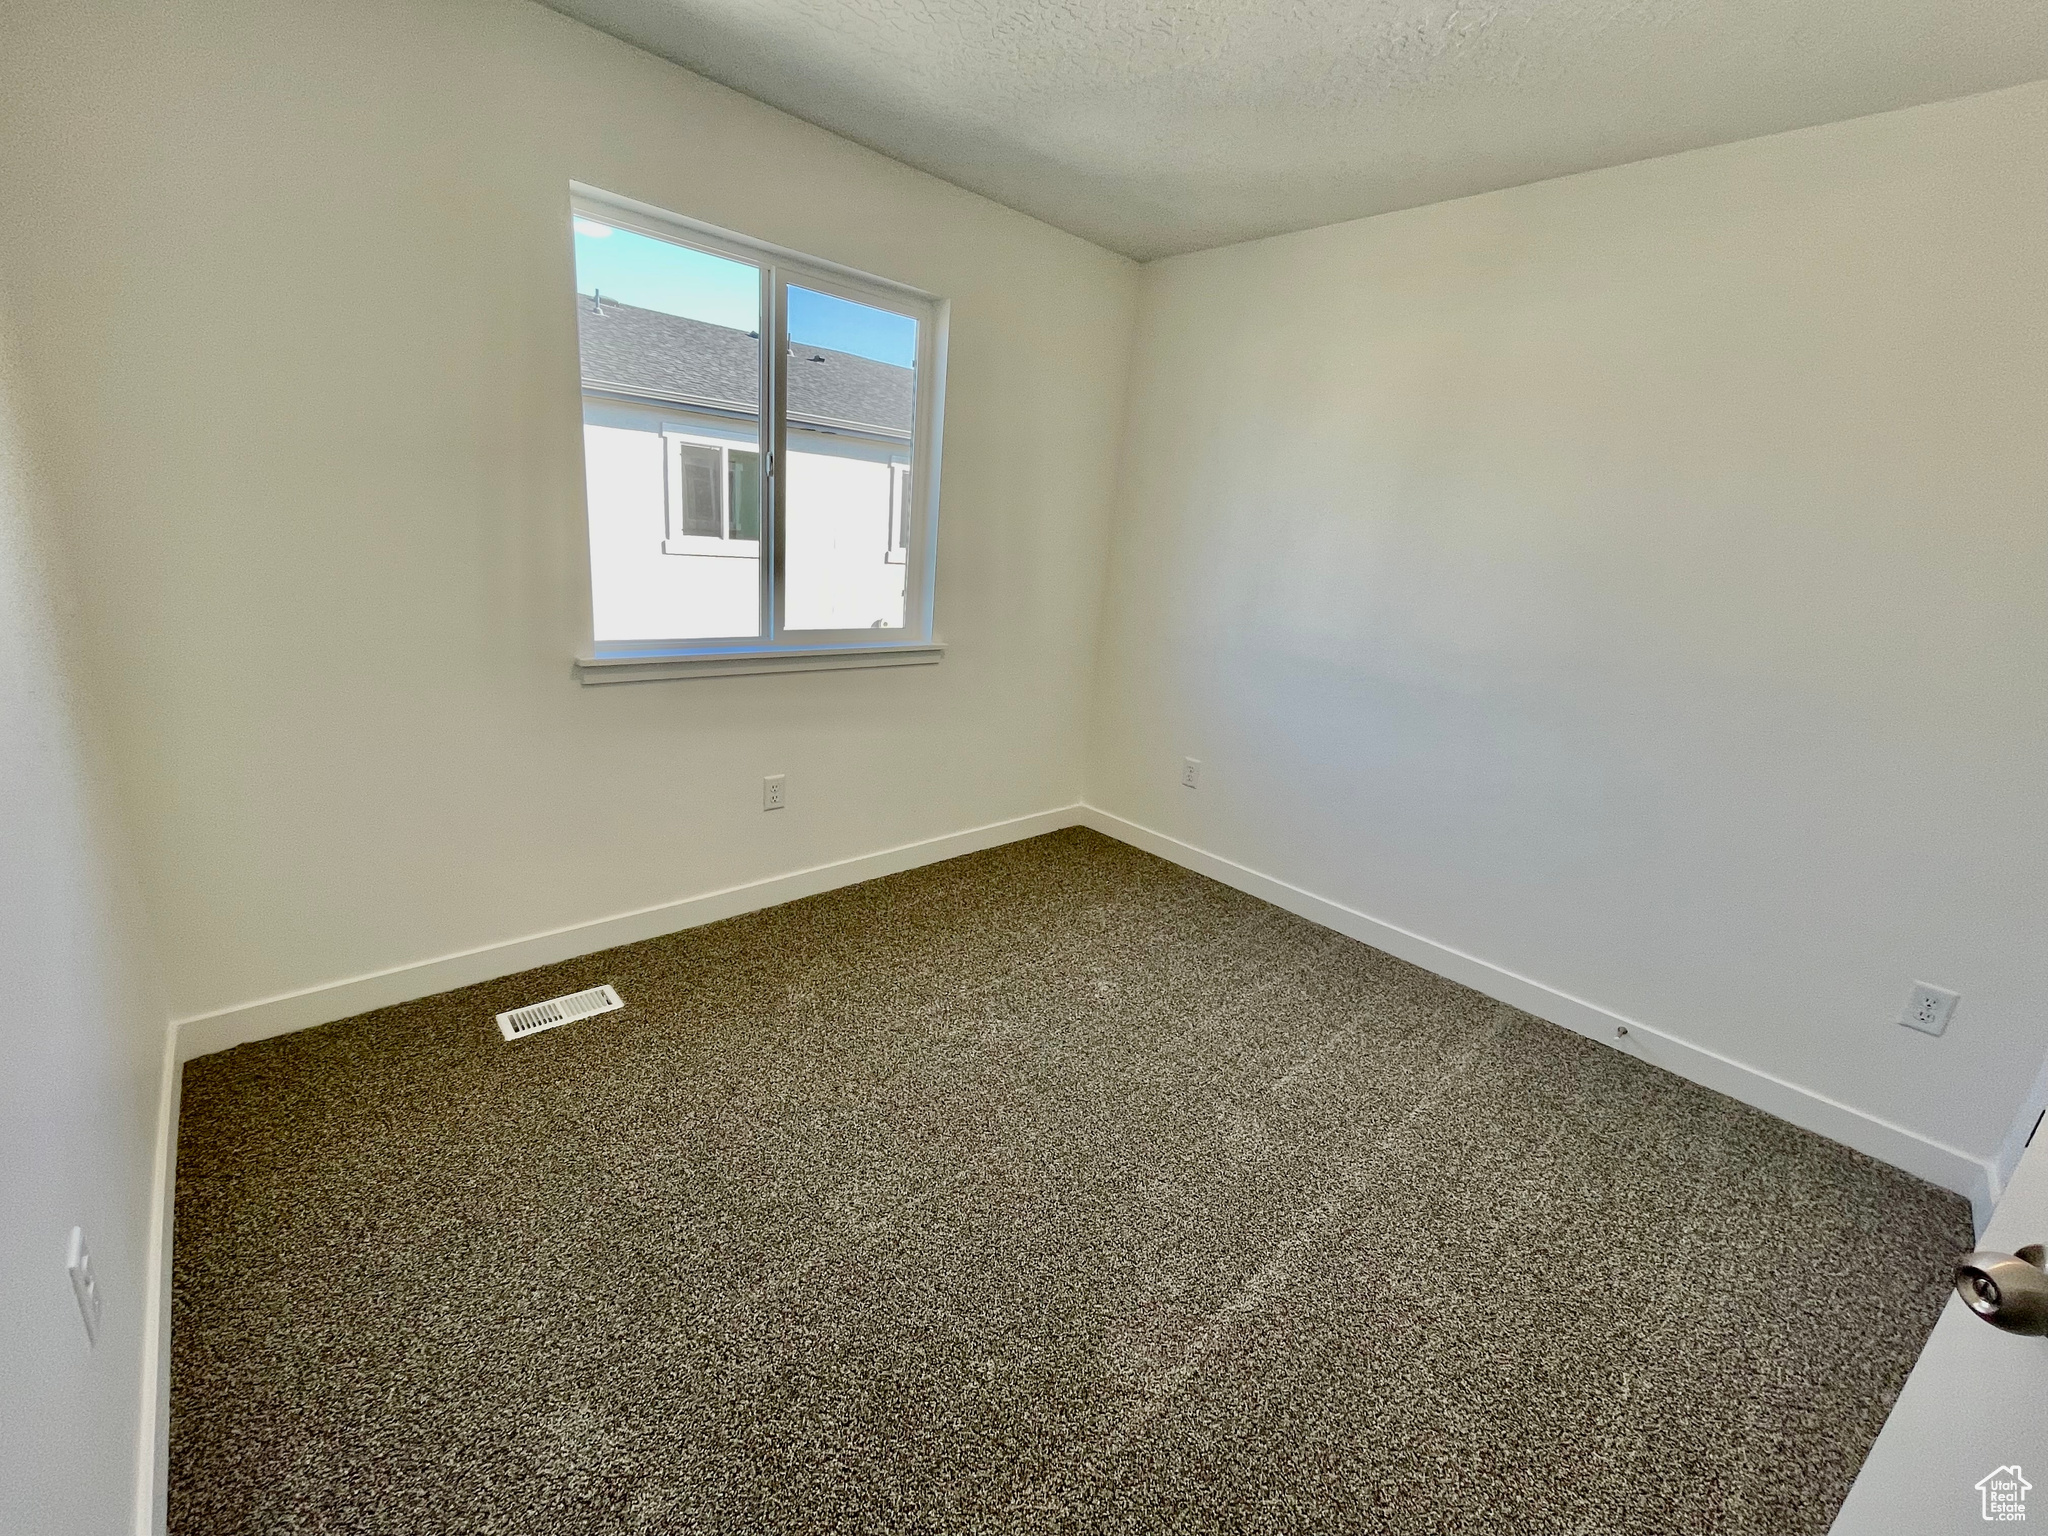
<box><xmin>784</xmin><ymin>434</ymin><xmax>905</xmax><ymax>633</ymax></box>
<box><xmin>583</xmin><ymin>398</ymin><xmax>906</xmax><ymax>643</ymax></box>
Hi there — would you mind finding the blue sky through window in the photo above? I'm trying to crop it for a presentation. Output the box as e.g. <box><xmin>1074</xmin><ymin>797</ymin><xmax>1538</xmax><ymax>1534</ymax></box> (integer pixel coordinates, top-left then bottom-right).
<box><xmin>789</xmin><ymin>286</ymin><xmax>917</xmax><ymax>371</ymax></box>
<box><xmin>574</xmin><ymin>217</ymin><xmax>917</xmax><ymax>369</ymax></box>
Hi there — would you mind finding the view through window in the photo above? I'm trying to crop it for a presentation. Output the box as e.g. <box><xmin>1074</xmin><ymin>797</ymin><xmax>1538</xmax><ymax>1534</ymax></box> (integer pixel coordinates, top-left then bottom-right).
<box><xmin>571</xmin><ymin>196</ymin><xmax>936</xmax><ymax>652</ymax></box>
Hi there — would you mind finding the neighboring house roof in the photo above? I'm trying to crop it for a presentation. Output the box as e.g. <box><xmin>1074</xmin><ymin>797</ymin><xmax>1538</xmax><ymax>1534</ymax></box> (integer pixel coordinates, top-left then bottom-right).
<box><xmin>575</xmin><ymin>293</ymin><xmax>914</xmax><ymax>437</ymax></box>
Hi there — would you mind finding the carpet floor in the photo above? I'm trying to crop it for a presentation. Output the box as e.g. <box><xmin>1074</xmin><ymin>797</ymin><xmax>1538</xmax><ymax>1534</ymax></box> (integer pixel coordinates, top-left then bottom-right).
<box><xmin>169</xmin><ymin>828</ymin><xmax>1968</xmax><ymax>1535</ymax></box>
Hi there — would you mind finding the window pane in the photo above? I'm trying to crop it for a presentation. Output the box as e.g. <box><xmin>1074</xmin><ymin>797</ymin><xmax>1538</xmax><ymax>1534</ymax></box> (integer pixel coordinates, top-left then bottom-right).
<box><xmin>675</xmin><ymin>442</ymin><xmax>721</xmax><ymax>537</ymax></box>
<box><xmin>576</xmin><ymin>215</ymin><xmax>762</xmax><ymax>642</ymax></box>
<box><xmin>728</xmin><ymin>449</ymin><xmax>761</xmax><ymax>541</ymax></box>
<box><xmin>783</xmin><ymin>285</ymin><xmax>918</xmax><ymax>633</ymax></box>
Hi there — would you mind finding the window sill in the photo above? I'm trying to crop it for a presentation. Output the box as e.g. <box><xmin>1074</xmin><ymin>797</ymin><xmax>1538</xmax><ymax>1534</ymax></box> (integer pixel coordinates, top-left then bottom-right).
<box><xmin>575</xmin><ymin>640</ymin><xmax>944</xmax><ymax>685</ymax></box>
<box><xmin>662</xmin><ymin>537</ymin><xmax>761</xmax><ymax>559</ymax></box>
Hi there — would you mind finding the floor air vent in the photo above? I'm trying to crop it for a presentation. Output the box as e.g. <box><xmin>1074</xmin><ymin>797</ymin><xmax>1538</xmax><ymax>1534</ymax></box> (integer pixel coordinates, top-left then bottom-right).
<box><xmin>496</xmin><ymin>984</ymin><xmax>623</xmax><ymax>1042</ymax></box>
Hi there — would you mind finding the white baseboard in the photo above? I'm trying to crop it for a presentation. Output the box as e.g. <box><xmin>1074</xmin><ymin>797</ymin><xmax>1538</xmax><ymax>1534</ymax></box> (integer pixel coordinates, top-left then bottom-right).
<box><xmin>1078</xmin><ymin>805</ymin><xmax>2000</xmax><ymax>1229</ymax></box>
<box><xmin>173</xmin><ymin>805</ymin><xmax>1085</xmax><ymax>1063</ymax></box>
<box><xmin>132</xmin><ymin>1029</ymin><xmax>179</xmax><ymax>1536</ymax></box>
<box><xmin>1993</xmin><ymin>1050</ymin><xmax>2048</xmax><ymax>1195</ymax></box>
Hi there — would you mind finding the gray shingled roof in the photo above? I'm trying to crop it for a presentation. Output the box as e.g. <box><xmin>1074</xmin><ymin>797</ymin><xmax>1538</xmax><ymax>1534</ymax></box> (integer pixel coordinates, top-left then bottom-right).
<box><xmin>576</xmin><ymin>293</ymin><xmax>914</xmax><ymax>436</ymax></box>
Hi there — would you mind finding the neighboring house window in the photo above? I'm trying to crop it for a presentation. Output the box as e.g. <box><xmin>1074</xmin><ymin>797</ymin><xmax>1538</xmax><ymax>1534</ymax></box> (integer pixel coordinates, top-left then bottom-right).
<box><xmin>661</xmin><ymin>434</ymin><xmax>761</xmax><ymax>554</ymax></box>
<box><xmin>673</xmin><ymin>438</ymin><xmax>721</xmax><ymax>538</ymax></box>
<box><xmin>569</xmin><ymin>187</ymin><xmax>944</xmax><ymax>670</ymax></box>
<box><xmin>886</xmin><ymin>463</ymin><xmax>910</xmax><ymax>565</ymax></box>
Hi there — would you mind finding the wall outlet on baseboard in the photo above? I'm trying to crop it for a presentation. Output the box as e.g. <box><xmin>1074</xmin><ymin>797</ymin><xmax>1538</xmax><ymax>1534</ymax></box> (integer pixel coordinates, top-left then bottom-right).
<box><xmin>1181</xmin><ymin>757</ymin><xmax>1202</xmax><ymax>790</ymax></box>
<box><xmin>1900</xmin><ymin>981</ymin><xmax>1959</xmax><ymax>1037</ymax></box>
<box><xmin>762</xmin><ymin>773</ymin><xmax>786</xmax><ymax>811</ymax></box>
<box><xmin>67</xmin><ymin>1226</ymin><xmax>100</xmax><ymax>1346</ymax></box>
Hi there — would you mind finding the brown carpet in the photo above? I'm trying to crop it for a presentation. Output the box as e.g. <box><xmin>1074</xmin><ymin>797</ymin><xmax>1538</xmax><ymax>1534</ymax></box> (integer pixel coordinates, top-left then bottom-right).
<box><xmin>169</xmin><ymin>828</ymin><xmax>1967</xmax><ymax>1534</ymax></box>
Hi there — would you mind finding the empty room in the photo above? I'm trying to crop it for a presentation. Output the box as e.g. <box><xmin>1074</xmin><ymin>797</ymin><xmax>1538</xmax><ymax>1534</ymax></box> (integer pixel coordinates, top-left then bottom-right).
<box><xmin>2</xmin><ymin>0</ymin><xmax>2045</xmax><ymax>1531</ymax></box>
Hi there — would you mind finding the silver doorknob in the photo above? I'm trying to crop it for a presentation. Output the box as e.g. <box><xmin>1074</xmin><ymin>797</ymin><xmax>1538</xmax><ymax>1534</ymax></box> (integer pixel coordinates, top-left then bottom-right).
<box><xmin>1954</xmin><ymin>1244</ymin><xmax>2048</xmax><ymax>1335</ymax></box>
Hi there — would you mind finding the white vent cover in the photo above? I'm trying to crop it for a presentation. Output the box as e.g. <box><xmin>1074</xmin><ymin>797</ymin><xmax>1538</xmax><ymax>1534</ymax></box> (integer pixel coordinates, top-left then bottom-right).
<box><xmin>496</xmin><ymin>984</ymin><xmax>623</xmax><ymax>1042</ymax></box>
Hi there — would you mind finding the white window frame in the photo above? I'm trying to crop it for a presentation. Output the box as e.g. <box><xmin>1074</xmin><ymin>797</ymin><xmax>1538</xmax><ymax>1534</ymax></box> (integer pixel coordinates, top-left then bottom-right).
<box><xmin>570</xmin><ymin>184</ymin><xmax>947</xmax><ymax>683</ymax></box>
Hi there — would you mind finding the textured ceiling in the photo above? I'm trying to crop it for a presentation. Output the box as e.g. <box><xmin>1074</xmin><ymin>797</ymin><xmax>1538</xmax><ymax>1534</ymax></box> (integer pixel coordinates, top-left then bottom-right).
<box><xmin>541</xmin><ymin>0</ymin><xmax>2048</xmax><ymax>259</ymax></box>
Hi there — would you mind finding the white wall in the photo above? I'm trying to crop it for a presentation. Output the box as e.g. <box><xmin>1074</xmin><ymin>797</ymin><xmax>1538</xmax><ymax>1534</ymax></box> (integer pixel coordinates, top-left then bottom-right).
<box><xmin>0</xmin><ymin>0</ymin><xmax>1137</xmax><ymax>1028</ymax></box>
<box><xmin>1090</xmin><ymin>82</ymin><xmax>2048</xmax><ymax>1185</ymax></box>
<box><xmin>0</xmin><ymin>287</ymin><xmax>172</xmax><ymax>1534</ymax></box>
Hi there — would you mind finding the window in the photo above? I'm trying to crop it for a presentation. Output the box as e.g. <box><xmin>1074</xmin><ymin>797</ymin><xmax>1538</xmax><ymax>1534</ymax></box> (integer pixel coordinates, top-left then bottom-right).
<box><xmin>661</xmin><ymin>433</ymin><xmax>759</xmax><ymax>554</ymax></box>
<box><xmin>568</xmin><ymin>186</ymin><xmax>946</xmax><ymax>680</ymax></box>
<box><xmin>887</xmin><ymin>463</ymin><xmax>910</xmax><ymax>565</ymax></box>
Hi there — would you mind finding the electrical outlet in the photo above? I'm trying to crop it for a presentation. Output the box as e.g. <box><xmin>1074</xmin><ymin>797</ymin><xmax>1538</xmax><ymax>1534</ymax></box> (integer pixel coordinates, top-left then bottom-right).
<box><xmin>67</xmin><ymin>1227</ymin><xmax>100</xmax><ymax>1346</ymax></box>
<box><xmin>1181</xmin><ymin>757</ymin><xmax>1202</xmax><ymax>790</ymax></box>
<box><xmin>762</xmin><ymin>773</ymin><xmax>786</xmax><ymax>811</ymax></box>
<box><xmin>1900</xmin><ymin>981</ymin><xmax>1960</xmax><ymax>1037</ymax></box>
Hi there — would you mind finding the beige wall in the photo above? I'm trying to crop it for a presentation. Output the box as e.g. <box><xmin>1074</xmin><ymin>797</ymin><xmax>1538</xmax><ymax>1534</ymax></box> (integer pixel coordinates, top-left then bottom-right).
<box><xmin>0</xmin><ymin>283</ymin><xmax>170</xmax><ymax>1536</ymax></box>
<box><xmin>1089</xmin><ymin>82</ymin><xmax>2048</xmax><ymax>1177</ymax></box>
<box><xmin>0</xmin><ymin>0</ymin><xmax>1138</xmax><ymax>1024</ymax></box>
